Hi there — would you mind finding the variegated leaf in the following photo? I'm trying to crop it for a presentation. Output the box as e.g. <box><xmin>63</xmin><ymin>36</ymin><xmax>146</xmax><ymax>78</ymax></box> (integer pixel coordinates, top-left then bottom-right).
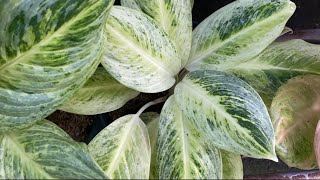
<box><xmin>157</xmin><ymin>96</ymin><xmax>222</xmax><ymax>179</ymax></box>
<box><xmin>224</xmin><ymin>39</ymin><xmax>320</xmax><ymax>107</ymax></box>
<box><xmin>121</xmin><ymin>0</ymin><xmax>192</xmax><ymax>67</ymax></box>
<box><xmin>186</xmin><ymin>0</ymin><xmax>295</xmax><ymax>71</ymax></box>
<box><xmin>221</xmin><ymin>150</ymin><xmax>243</xmax><ymax>179</ymax></box>
<box><xmin>0</xmin><ymin>120</ymin><xmax>107</xmax><ymax>179</ymax></box>
<box><xmin>102</xmin><ymin>6</ymin><xmax>181</xmax><ymax>93</ymax></box>
<box><xmin>59</xmin><ymin>67</ymin><xmax>139</xmax><ymax>115</ymax></box>
<box><xmin>88</xmin><ymin>114</ymin><xmax>151</xmax><ymax>179</ymax></box>
<box><xmin>271</xmin><ymin>75</ymin><xmax>320</xmax><ymax>169</ymax></box>
<box><xmin>140</xmin><ymin>112</ymin><xmax>160</xmax><ymax>179</ymax></box>
<box><xmin>0</xmin><ymin>0</ymin><xmax>114</xmax><ymax>130</ymax></box>
<box><xmin>174</xmin><ymin>70</ymin><xmax>277</xmax><ymax>160</ymax></box>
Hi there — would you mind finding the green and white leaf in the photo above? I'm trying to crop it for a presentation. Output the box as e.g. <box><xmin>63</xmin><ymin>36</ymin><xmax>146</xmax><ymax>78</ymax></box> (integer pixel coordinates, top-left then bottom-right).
<box><xmin>140</xmin><ymin>112</ymin><xmax>160</xmax><ymax>179</ymax></box>
<box><xmin>224</xmin><ymin>39</ymin><xmax>320</xmax><ymax>107</ymax></box>
<box><xmin>174</xmin><ymin>70</ymin><xmax>277</xmax><ymax>160</ymax></box>
<box><xmin>88</xmin><ymin>114</ymin><xmax>151</xmax><ymax>179</ymax></box>
<box><xmin>0</xmin><ymin>0</ymin><xmax>114</xmax><ymax>130</ymax></box>
<box><xmin>102</xmin><ymin>6</ymin><xmax>181</xmax><ymax>93</ymax></box>
<box><xmin>186</xmin><ymin>0</ymin><xmax>295</xmax><ymax>71</ymax></box>
<box><xmin>121</xmin><ymin>0</ymin><xmax>192</xmax><ymax>67</ymax></box>
<box><xmin>59</xmin><ymin>67</ymin><xmax>139</xmax><ymax>115</ymax></box>
<box><xmin>156</xmin><ymin>96</ymin><xmax>222</xmax><ymax>179</ymax></box>
<box><xmin>221</xmin><ymin>150</ymin><xmax>243</xmax><ymax>179</ymax></box>
<box><xmin>0</xmin><ymin>120</ymin><xmax>107</xmax><ymax>179</ymax></box>
<box><xmin>271</xmin><ymin>75</ymin><xmax>320</xmax><ymax>169</ymax></box>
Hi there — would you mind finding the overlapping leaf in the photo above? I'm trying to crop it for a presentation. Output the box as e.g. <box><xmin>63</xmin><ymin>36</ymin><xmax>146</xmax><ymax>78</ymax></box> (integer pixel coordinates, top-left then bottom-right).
<box><xmin>187</xmin><ymin>0</ymin><xmax>295</xmax><ymax>71</ymax></box>
<box><xmin>102</xmin><ymin>6</ymin><xmax>181</xmax><ymax>93</ymax></box>
<box><xmin>156</xmin><ymin>96</ymin><xmax>222</xmax><ymax>179</ymax></box>
<box><xmin>221</xmin><ymin>150</ymin><xmax>243</xmax><ymax>179</ymax></box>
<box><xmin>59</xmin><ymin>67</ymin><xmax>139</xmax><ymax>115</ymax></box>
<box><xmin>121</xmin><ymin>0</ymin><xmax>192</xmax><ymax>67</ymax></box>
<box><xmin>0</xmin><ymin>0</ymin><xmax>114</xmax><ymax>130</ymax></box>
<box><xmin>271</xmin><ymin>75</ymin><xmax>320</xmax><ymax>169</ymax></box>
<box><xmin>174</xmin><ymin>70</ymin><xmax>277</xmax><ymax>160</ymax></box>
<box><xmin>88</xmin><ymin>115</ymin><xmax>151</xmax><ymax>179</ymax></box>
<box><xmin>140</xmin><ymin>112</ymin><xmax>160</xmax><ymax>179</ymax></box>
<box><xmin>224</xmin><ymin>39</ymin><xmax>320</xmax><ymax>107</ymax></box>
<box><xmin>0</xmin><ymin>120</ymin><xmax>107</xmax><ymax>179</ymax></box>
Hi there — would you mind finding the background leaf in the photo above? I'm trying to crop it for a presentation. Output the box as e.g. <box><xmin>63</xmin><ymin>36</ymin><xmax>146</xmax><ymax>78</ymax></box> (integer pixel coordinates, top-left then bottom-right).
<box><xmin>59</xmin><ymin>67</ymin><xmax>139</xmax><ymax>115</ymax></box>
<box><xmin>88</xmin><ymin>114</ymin><xmax>151</xmax><ymax>179</ymax></box>
<box><xmin>271</xmin><ymin>75</ymin><xmax>320</xmax><ymax>169</ymax></box>
<box><xmin>156</xmin><ymin>96</ymin><xmax>222</xmax><ymax>179</ymax></box>
<box><xmin>186</xmin><ymin>0</ymin><xmax>295</xmax><ymax>71</ymax></box>
<box><xmin>0</xmin><ymin>120</ymin><xmax>107</xmax><ymax>179</ymax></box>
<box><xmin>174</xmin><ymin>70</ymin><xmax>277</xmax><ymax>160</ymax></box>
<box><xmin>0</xmin><ymin>0</ymin><xmax>114</xmax><ymax>130</ymax></box>
<box><xmin>121</xmin><ymin>0</ymin><xmax>192</xmax><ymax>67</ymax></box>
<box><xmin>315</xmin><ymin>120</ymin><xmax>320</xmax><ymax>169</ymax></box>
<box><xmin>221</xmin><ymin>150</ymin><xmax>243</xmax><ymax>179</ymax></box>
<box><xmin>140</xmin><ymin>112</ymin><xmax>160</xmax><ymax>179</ymax></box>
<box><xmin>102</xmin><ymin>6</ymin><xmax>181</xmax><ymax>93</ymax></box>
<box><xmin>224</xmin><ymin>39</ymin><xmax>320</xmax><ymax>107</ymax></box>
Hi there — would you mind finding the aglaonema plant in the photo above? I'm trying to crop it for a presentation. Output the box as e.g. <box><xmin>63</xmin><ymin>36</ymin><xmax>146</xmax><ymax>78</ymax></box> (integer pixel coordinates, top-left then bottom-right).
<box><xmin>2</xmin><ymin>0</ymin><xmax>320</xmax><ymax>179</ymax></box>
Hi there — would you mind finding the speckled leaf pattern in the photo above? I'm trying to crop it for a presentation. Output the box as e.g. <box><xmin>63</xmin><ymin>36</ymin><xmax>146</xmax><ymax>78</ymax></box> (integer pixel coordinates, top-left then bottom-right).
<box><xmin>315</xmin><ymin>120</ymin><xmax>320</xmax><ymax>168</ymax></box>
<box><xmin>102</xmin><ymin>6</ymin><xmax>181</xmax><ymax>93</ymax></box>
<box><xmin>0</xmin><ymin>0</ymin><xmax>114</xmax><ymax>130</ymax></box>
<box><xmin>121</xmin><ymin>0</ymin><xmax>192</xmax><ymax>67</ymax></box>
<box><xmin>140</xmin><ymin>112</ymin><xmax>160</xmax><ymax>179</ymax></box>
<box><xmin>187</xmin><ymin>0</ymin><xmax>295</xmax><ymax>71</ymax></box>
<box><xmin>157</xmin><ymin>96</ymin><xmax>222</xmax><ymax>179</ymax></box>
<box><xmin>59</xmin><ymin>67</ymin><xmax>139</xmax><ymax>115</ymax></box>
<box><xmin>271</xmin><ymin>75</ymin><xmax>320</xmax><ymax>169</ymax></box>
<box><xmin>225</xmin><ymin>39</ymin><xmax>320</xmax><ymax>108</ymax></box>
<box><xmin>174</xmin><ymin>70</ymin><xmax>277</xmax><ymax>160</ymax></box>
<box><xmin>0</xmin><ymin>120</ymin><xmax>107</xmax><ymax>179</ymax></box>
<box><xmin>88</xmin><ymin>115</ymin><xmax>151</xmax><ymax>179</ymax></box>
<box><xmin>221</xmin><ymin>150</ymin><xmax>243</xmax><ymax>179</ymax></box>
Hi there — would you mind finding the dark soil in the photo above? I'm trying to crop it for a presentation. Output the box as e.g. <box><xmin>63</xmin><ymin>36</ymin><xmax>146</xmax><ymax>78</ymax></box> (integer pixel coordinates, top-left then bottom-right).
<box><xmin>47</xmin><ymin>0</ymin><xmax>320</xmax><ymax>176</ymax></box>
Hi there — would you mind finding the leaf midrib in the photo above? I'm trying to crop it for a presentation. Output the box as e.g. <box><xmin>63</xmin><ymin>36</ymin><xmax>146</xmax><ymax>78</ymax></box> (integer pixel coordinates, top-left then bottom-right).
<box><xmin>188</xmin><ymin>3</ymin><xmax>292</xmax><ymax>67</ymax></box>
<box><xmin>0</xmin><ymin>1</ymin><xmax>102</xmax><ymax>73</ymax></box>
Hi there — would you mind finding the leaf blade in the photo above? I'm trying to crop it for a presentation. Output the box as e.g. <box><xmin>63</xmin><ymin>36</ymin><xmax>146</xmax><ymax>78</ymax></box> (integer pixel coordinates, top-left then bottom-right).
<box><xmin>0</xmin><ymin>120</ymin><xmax>107</xmax><ymax>179</ymax></box>
<box><xmin>271</xmin><ymin>75</ymin><xmax>320</xmax><ymax>169</ymax></box>
<box><xmin>88</xmin><ymin>115</ymin><xmax>151</xmax><ymax>179</ymax></box>
<box><xmin>221</xmin><ymin>150</ymin><xmax>243</xmax><ymax>179</ymax></box>
<box><xmin>156</xmin><ymin>96</ymin><xmax>222</xmax><ymax>179</ymax></box>
<box><xmin>121</xmin><ymin>0</ymin><xmax>192</xmax><ymax>67</ymax></box>
<box><xmin>59</xmin><ymin>67</ymin><xmax>139</xmax><ymax>115</ymax></box>
<box><xmin>174</xmin><ymin>70</ymin><xmax>276</xmax><ymax>160</ymax></box>
<box><xmin>187</xmin><ymin>0</ymin><xmax>295</xmax><ymax>71</ymax></box>
<box><xmin>102</xmin><ymin>6</ymin><xmax>181</xmax><ymax>93</ymax></box>
<box><xmin>0</xmin><ymin>0</ymin><xmax>114</xmax><ymax>130</ymax></box>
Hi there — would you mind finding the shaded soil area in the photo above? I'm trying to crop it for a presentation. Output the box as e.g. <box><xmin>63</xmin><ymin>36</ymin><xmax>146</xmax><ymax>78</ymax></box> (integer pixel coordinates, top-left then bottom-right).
<box><xmin>47</xmin><ymin>0</ymin><xmax>320</xmax><ymax>176</ymax></box>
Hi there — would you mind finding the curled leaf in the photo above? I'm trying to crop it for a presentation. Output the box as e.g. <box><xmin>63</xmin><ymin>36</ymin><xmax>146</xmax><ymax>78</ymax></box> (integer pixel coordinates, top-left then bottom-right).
<box><xmin>102</xmin><ymin>6</ymin><xmax>181</xmax><ymax>93</ymax></box>
<box><xmin>174</xmin><ymin>70</ymin><xmax>277</xmax><ymax>160</ymax></box>
<box><xmin>271</xmin><ymin>75</ymin><xmax>320</xmax><ymax>169</ymax></box>
<box><xmin>59</xmin><ymin>67</ymin><xmax>139</xmax><ymax>115</ymax></box>
<box><xmin>0</xmin><ymin>120</ymin><xmax>107</xmax><ymax>179</ymax></box>
<box><xmin>88</xmin><ymin>115</ymin><xmax>151</xmax><ymax>179</ymax></box>
<box><xmin>0</xmin><ymin>0</ymin><xmax>114</xmax><ymax>130</ymax></box>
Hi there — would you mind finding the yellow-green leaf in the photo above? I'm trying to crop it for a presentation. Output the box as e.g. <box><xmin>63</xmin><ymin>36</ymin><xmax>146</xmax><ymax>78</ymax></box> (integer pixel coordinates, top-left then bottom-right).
<box><xmin>59</xmin><ymin>67</ymin><xmax>139</xmax><ymax>115</ymax></box>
